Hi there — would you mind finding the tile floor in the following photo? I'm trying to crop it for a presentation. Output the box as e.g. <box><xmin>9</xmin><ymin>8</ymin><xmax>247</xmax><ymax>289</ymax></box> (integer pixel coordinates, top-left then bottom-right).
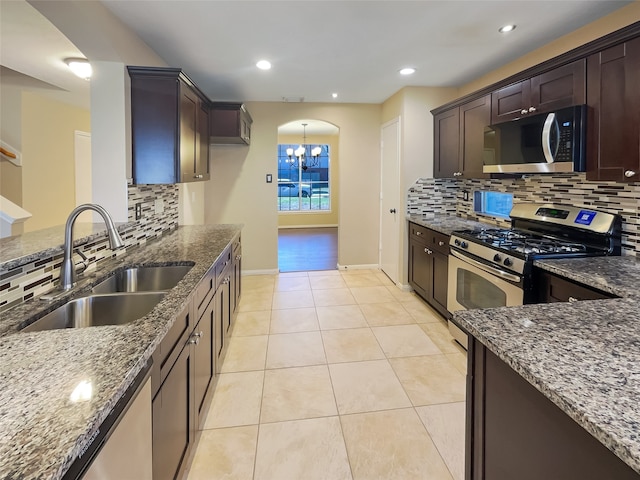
<box><xmin>185</xmin><ymin>269</ymin><xmax>467</xmax><ymax>480</ymax></box>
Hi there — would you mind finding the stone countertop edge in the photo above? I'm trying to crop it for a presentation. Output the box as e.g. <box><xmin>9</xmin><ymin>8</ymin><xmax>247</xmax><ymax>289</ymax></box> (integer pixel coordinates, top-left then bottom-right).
<box><xmin>406</xmin><ymin>213</ymin><xmax>496</xmax><ymax>236</ymax></box>
<box><xmin>0</xmin><ymin>224</ymin><xmax>242</xmax><ymax>480</ymax></box>
<box><xmin>454</xmin><ymin>297</ymin><xmax>640</xmax><ymax>475</ymax></box>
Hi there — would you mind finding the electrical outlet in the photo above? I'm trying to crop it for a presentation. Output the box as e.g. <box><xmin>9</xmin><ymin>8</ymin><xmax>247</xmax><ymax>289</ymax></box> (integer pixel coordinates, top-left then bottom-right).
<box><xmin>154</xmin><ymin>199</ymin><xmax>164</xmax><ymax>214</ymax></box>
<box><xmin>463</xmin><ymin>190</ymin><xmax>469</xmax><ymax>201</ymax></box>
<box><xmin>135</xmin><ymin>203</ymin><xmax>142</xmax><ymax>220</ymax></box>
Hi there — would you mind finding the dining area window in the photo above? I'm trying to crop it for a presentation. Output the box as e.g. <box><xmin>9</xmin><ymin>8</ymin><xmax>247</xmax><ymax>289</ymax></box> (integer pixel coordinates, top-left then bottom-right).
<box><xmin>277</xmin><ymin>144</ymin><xmax>330</xmax><ymax>212</ymax></box>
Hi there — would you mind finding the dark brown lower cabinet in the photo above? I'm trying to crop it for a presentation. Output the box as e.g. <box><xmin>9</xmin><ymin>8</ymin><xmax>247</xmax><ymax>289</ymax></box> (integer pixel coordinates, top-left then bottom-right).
<box><xmin>467</xmin><ymin>339</ymin><xmax>639</xmax><ymax>480</ymax></box>
<box><xmin>152</xmin><ymin>343</ymin><xmax>193</xmax><ymax>480</ymax></box>
<box><xmin>152</xmin><ymin>235</ymin><xmax>242</xmax><ymax>480</ymax></box>
<box><xmin>408</xmin><ymin>222</ymin><xmax>450</xmax><ymax>318</ymax></box>
<box><xmin>534</xmin><ymin>269</ymin><xmax>616</xmax><ymax>303</ymax></box>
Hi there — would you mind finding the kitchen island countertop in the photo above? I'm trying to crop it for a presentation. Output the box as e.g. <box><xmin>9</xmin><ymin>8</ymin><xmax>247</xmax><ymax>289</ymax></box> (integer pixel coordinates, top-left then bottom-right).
<box><xmin>455</xmin><ymin>255</ymin><xmax>640</xmax><ymax>475</ymax></box>
<box><xmin>0</xmin><ymin>224</ymin><xmax>242</xmax><ymax>480</ymax></box>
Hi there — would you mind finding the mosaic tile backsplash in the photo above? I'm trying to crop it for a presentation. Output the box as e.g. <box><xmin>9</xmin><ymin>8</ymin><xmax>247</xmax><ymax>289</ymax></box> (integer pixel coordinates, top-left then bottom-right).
<box><xmin>408</xmin><ymin>173</ymin><xmax>640</xmax><ymax>256</ymax></box>
<box><xmin>0</xmin><ymin>184</ymin><xmax>179</xmax><ymax>311</ymax></box>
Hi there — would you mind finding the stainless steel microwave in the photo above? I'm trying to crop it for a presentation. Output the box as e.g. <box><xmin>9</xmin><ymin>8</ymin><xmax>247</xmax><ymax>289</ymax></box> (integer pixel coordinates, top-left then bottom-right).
<box><xmin>483</xmin><ymin>105</ymin><xmax>587</xmax><ymax>174</ymax></box>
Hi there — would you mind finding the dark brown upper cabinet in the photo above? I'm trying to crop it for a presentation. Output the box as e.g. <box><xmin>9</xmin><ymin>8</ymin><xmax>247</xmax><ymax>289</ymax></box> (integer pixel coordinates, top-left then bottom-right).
<box><xmin>210</xmin><ymin>102</ymin><xmax>253</xmax><ymax>145</ymax></box>
<box><xmin>491</xmin><ymin>60</ymin><xmax>586</xmax><ymax>124</ymax></box>
<box><xmin>433</xmin><ymin>108</ymin><xmax>459</xmax><ymax>178</ymax></box>
<box><xmin>128</xmin><ymin>66</ymin><xmax>210</xmax><ymax>184</ymax></box>
<box><xmin>586</xmin><ymin>36</ymin><xmax>640</xmax><ymax>182</ymax></box>
<box><xmin>434</xmin><ymin>95</ymin><xmax>490</xmax><ymax>179</ymax></box>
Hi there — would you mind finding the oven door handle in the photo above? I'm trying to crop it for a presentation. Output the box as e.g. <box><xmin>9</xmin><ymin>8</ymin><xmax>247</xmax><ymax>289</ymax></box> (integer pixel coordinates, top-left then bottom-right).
<box><xmin>450</xmin><ymin>249</ymin><xmax>522</xmax><ymax>283</ymax></box>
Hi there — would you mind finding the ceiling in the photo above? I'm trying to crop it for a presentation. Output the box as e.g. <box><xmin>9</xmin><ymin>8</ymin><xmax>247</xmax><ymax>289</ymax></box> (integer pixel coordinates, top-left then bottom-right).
<box><xmin>1</xmin><ymin>0</ymin><xmax>634</xmax><ymax>111</ymax></box>
<box><xmin>100</xmin><ymin>0</ymin><xmax>632</xmax><ymax>103</ymax></box>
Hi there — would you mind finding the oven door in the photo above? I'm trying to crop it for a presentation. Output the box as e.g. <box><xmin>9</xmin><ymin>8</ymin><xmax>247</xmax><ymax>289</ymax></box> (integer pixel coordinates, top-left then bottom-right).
<box><xmin>447</xmin><ymin>249</ymin><xmax>525</xmax><ymax>348</ymax></box>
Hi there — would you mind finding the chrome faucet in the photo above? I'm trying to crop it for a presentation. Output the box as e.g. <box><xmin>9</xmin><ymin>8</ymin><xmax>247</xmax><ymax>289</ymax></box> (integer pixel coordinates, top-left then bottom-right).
<box><xmin>59</xmin><ymin>204</ymin><xmax>124</xmax><ymax>290</ymax></box>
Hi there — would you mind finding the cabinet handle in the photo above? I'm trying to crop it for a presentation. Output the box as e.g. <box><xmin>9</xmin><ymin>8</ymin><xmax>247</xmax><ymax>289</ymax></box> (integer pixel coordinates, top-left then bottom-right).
<box><xmin>189</xmin><ymin>335</ymin><xmax>201</xmax><ymax>345</ymax></box>
<box><xmin>521</xmin><ymin>109</ymin><xmax>528</xmax><ymax>115</ymax></box>
<box><xmin>194</xmin><ymin>331</ymin><xmax>203</xmax><ymax>338</ymax></box>
<box><xmin>568</xmin><ymin>296</ymin><xmax>579</xmax><ymax>303</ymax></box>
<box><xmin>438</xmin><ymin>241</ymin><xmax>445</xmax><ymax>246</ymax></box>
<box><xmin>389</xmin><ymin>208</ymin><xmax>396</xmax><ymax>214</ymax></box>
<box><xmin>416</xmin><ymin>231</ymin><xmax>422</xmax><ymax>236</ymax></box>
<box><xmin>235</xmin><ymin>254</ymin><xmax>242</xmax><ymax>261</ymax></box>
<box><xmin>424</xmin><ymin>248</ymin><xmax>432</xmax><ymax>254</ymax></box>
<box><xmin>528</xmin><ymin>106</ymin><xmax>537</xmax><ymax>113</ymax></box>
<box><xmin>194</xmin><ymin>174</ymin><xmax>204</xmax><ymax>179</ymax></box>
<box><xmin>624</xmin><ymin>170</ymin><xmax>637</xmax><ymax>178</ymax></box>
<box><xmin>453</xmin><ymin>171</ymin><xmax>462</xmax><ymax>177</ymax></box>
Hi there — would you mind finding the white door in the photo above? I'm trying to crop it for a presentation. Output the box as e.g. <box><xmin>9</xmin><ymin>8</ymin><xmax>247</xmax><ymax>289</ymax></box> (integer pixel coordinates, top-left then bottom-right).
<box><xmin>380</xmin><ymin>118</ymin><xmax>401</xmax><ymax>283</ymax></box>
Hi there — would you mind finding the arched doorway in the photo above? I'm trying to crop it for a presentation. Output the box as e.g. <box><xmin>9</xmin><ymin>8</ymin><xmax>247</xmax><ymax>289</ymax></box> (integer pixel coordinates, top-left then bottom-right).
<box><xmin>277</xmin><ymin>119</ymin><xmax>339</xmax><ymax>272</ymax></box>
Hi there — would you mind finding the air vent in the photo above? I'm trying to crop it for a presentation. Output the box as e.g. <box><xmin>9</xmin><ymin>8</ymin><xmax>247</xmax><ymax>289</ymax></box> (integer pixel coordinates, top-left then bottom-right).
<box><xmin>282</xmin><ymin>96</ymin><xmax>305</xmax><ymax>103</ymax></box>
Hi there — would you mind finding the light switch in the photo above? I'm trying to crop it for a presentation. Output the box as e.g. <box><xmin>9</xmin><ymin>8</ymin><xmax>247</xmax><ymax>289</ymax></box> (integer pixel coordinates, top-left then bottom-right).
<box><xmin>266</xmin><ymin>174</ymin><xmax>273</xmax><ymax>183</ymax></box>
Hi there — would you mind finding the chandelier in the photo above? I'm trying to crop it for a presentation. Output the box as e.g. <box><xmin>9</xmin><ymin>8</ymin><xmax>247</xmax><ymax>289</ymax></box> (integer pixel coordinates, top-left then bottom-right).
<box><xmin>285</xmin><ymin>123</ymin><xmax>321</xmax><ymax>170</ymax></box>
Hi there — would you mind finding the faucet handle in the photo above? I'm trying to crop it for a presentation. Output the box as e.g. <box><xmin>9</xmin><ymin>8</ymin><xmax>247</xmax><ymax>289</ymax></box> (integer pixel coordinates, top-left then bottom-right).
<box><xmin>75</xmin><ymin>250</ymin><xmax>89</xmax><ymax>274</ymax></box>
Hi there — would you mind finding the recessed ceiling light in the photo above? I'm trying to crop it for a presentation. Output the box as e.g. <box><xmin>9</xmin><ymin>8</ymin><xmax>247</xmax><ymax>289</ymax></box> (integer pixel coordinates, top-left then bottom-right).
<box><xmin>498</xmin><ymin>24</ymin><xmax>516</xmax><ymax>34</ymax></box>
<box><xmin>256</xmin><ymin>60</ymin><xmax>271</xmax><ymax>70</ymax></box>
<box><xmin>399</xmin><ymin>67</ymin><xmax>416</xmax><ymax>75</ymax></box>
<box><xmin>64</xmin><ymin>58</ymin><xmax>92</xmax><ymax>79</ymax></box>
<box><xmin>332</xmin><ymin>93</ymin><xmax>338</xmax><ymax>99</ymax></box>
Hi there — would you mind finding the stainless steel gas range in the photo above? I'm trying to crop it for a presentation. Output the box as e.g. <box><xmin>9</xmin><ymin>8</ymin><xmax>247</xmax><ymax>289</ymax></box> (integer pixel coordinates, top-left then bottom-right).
<box><xmin>446</xmin><ymin>203</ymin><xmax>622</xmax><ymax>348</ymax></box>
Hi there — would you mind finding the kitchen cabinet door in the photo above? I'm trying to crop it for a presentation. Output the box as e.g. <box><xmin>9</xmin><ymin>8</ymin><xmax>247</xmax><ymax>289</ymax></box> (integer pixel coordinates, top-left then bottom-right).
<box><xmin>409</xmin><ymin>237</ymin><xmax>432</xmax><ymax>300</ymax></box>
<box><xmin>586</xmin><ymin>36</ymin><xmax>640</xmax><ymax>182</ymax></box>
<box><xmin>491</xmin><ymin>60</ymin><xmax>585</xmax><ymax>124</ymax></box>
<box><xmin>231</xmin><ymin>240</ymin><xmax>242</xmax><ymax>320</ymax></box>
<box><xmin>213</xmin><ymin>283</ymin><xmax>230</xmax><ymax>374</ymax></box>
<box><xmin>459</xmin><ymin>95</ymin><xmax>491</xmax><ymax>179</ymax></box>
<box><xmin>152</xmin><ymin>342</ymin><xmax>193</xmax><ymax>480</ymax></box>
<box><xmin>530</xmin><ymin>60</ymin><xmax>586</xmax><ymax>113</ymax></box>
<box><xmin>179</xmin><ymin>86</ymin><xmax>197</xmax><ymax>181</ymax></box>
<box><xmin>431</xmin><ymin>250</ymin><xmax>449</xmax><ymax>316</ymax></box>
<box><xmin>195</xmin><ymin>101</ymin><xmax>210</xmax><ymax>180</ymax></box>
<box><xmin>491</xmin><ymin>80</ymin><xmax>531</xmax><ymax>124</ymax></box>
<box><xmin>433</xmin><ymin>108</ymin><xmax>460</xmax><ymax>178</ymax></box>
<box><xmin>193</xmin><ymin>298</ymin><xmax>215</xmax><ymax>429</ymax></box>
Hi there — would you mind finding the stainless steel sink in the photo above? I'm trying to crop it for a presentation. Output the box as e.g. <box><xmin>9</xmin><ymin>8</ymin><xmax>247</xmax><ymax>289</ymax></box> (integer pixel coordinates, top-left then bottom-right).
<box><xmin>92</xmin><ymin>265</ymin><xmax>193</xmax><ymax>294</ymax></box>
<box><xmin>21</xmin><ymin>292</ymin><xmax>166</xmax><ymax>332</ymax></box>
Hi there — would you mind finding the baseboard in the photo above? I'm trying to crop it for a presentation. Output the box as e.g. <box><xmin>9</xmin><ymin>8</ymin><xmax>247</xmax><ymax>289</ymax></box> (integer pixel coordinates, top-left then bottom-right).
<box><xmin>278</xmin><ymin>225</ymin><xmax>338</xmax><ymax>229</ymax></box>
<box><xmin>241</xmin><ymin>269</ymin><xmax>279</xmax><ymax>276</ymax></box>
<box><xmin>336</xmin><ymin>263</ymin><xmax>380</xmax><ymax>271</ymax></box>
<box><xmin>397</xmin><ymin>283</ymin><xmax>413</xmax><ymax>292</ymax></box>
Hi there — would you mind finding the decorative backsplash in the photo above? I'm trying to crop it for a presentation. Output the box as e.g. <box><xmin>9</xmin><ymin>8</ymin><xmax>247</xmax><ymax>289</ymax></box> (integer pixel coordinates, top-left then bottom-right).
<box><xmin>408</xmin><ymin>174</ymin><xmax>640</xmax><ymax>256</ymax></box>
<box><xmin>0</xmin><ymin>184</ymin><xmax>179</xmax><ymax>311</ymax></box>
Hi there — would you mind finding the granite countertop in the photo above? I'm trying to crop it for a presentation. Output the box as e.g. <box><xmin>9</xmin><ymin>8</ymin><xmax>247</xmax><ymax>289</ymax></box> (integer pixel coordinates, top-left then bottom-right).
<box><xmin>407</xmin><ymin>213</ymin><xmax>496</xmax><ymax>236</ymax></box>
<box><xmin>0</xmin><ymin>224</ymin><xmax>242</xmax><ymax>480</ymax></box>
<box><xmin>454</xmin><ymin>255</ymin><xmax>640</xmax><ymax>475</ymax></box>
<box><xmin>0</xmin><ymin>222</ymin><xmax>135</xmax><ymax>271</ymax></box>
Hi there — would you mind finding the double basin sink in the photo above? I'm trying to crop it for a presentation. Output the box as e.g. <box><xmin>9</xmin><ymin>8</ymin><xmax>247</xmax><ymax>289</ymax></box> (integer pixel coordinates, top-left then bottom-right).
<box><xmin>21</xmin><ymin>265</ymin><xmax>193</xmax><ymax>333</ymax></box>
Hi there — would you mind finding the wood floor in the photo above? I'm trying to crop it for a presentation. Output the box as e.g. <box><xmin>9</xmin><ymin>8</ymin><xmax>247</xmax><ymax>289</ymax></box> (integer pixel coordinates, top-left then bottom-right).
<box><xmin>278</xmin><ymin>227</ymin><xmax>338</xmax><ymax>272</ymax></box>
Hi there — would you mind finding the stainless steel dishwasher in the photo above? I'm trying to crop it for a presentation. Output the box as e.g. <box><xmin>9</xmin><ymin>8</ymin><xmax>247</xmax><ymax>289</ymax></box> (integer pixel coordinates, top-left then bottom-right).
<box><xmin>63</xmin><ymin>361</ymin><xmax>153</xmax><ymax>480</ymax></box>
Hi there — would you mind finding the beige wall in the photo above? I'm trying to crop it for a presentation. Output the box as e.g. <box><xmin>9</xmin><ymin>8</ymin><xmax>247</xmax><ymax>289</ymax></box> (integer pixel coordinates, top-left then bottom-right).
<box><xmin>21</xmin><ymin>91</ymin><xmax>90</xmax><ymax>232</ymax></box>
<box><xmin>204</xmin><ymin>102</ymin><xmax>381</xmax><ymax>273</ymax></box>
<box><xmin>277</xmin><ymin>133</ymin><xmax>339</xmax><ymax>228</ymax></box>
<box><xmin>0</xmin><ymin>83</ymin><xmax>23</xmax><ymax>206</ymax></box>
<box><xmin>380</xmin><ymin>86</ymin><xmax>458</xmax><ymax>286</ymax></box>
<box><xmin>459</xmin><ymin>2</ymin><xmax>640</xmax><ymax>96</ymax></box>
